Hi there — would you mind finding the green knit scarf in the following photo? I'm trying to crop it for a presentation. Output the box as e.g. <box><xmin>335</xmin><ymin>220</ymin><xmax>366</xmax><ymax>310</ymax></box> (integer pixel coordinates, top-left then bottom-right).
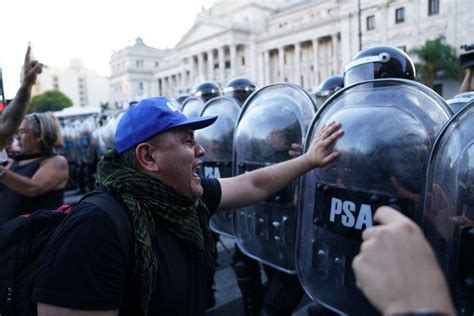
<box><xmin>96</xmin><ymin>150</ymin><xmax>216</xmax><ymax>315</ymax></box>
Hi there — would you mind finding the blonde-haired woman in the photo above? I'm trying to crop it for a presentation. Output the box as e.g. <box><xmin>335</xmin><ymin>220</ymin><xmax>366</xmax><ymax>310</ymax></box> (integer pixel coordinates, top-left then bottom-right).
<box><xmin>0</xmin><ymin>113</ymin><xmax>68</xmax><ymax>224</ymax></box>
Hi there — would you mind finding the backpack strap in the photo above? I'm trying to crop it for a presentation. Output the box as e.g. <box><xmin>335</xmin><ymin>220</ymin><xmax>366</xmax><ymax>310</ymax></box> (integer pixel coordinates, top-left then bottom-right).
<box><xmin>78</xmin><ymin>190</ymin><xmax>133</xmax><ymax>255</ymax></box>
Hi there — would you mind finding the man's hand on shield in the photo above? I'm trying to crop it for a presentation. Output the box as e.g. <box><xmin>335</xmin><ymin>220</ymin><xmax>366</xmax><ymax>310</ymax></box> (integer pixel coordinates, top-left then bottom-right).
<box><xmin>304</xmin><ymin>121</ymin><xmax>343</xmax><ymax>168</ymax></box>
<box><xmin>352</xmin><ymin>206</ymin><xmax>455</xmax><ymax>315</ymax></box>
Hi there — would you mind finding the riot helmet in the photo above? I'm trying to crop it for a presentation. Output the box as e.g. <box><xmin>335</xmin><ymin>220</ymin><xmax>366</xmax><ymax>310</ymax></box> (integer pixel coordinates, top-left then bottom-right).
<box><xmin>447</xmin><ymin>92</ymin><xmax>474</xmax><ymax>113</ymax></box>
<box><xmin>194</xmin><ymin>81</ymin><xmax>222</xmax><ymax>103</ymax></box>
<box><xmin>314</xmin><ymin>75</ymin><xmax>344</xmax><ymax>107</ymax></box>
<box><xmin>174</xmin><ymin>95</ymin><xmax>190</xmax><ymax>108</ymax></box>
<box><xmin>181</xmin><ymin>96</ymin><xmax>205</xmax><ymax>118</ymax></box>
<box><xmin>344</xmin><ymin>45</ymin><xmax>416</xmax><ymax>87</ymax></box>
<box><xmin>223</xmin><ymin>77</ymin><xmax>257</xmax><ymax>106</ymax></box>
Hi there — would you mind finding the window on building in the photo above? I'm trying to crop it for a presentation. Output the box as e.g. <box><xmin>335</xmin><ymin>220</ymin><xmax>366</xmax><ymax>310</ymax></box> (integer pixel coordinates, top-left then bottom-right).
<box><xmin>241</xmin><ymin>57</ymin><xmax>245</xmax><ymax>66</ymax></box>
<box><xmin>155</xmin><ymin>61</ymin><xmax>159</xmax><ymax>67</ymax></box>
<box><xmin>367</xmin><ymin>15</ymin><xmax>375</xmax><ymax>30</ymax></box>
<box><xmin>428</xmin><ymin>0</ymin><xmax>439</xmax><ymax>15</ymax></box>
<box><xmin>225</xmin><ymin>61</ymin><xmax>231</xmax><ymax>69</ymax></box>
<box><xmin>395</xmin><ymin>7</ymin><xmax>405</xmax><ymax>23</ymax></box>
<box><xmin>139</xmin><ymin>82</ymin><xmax>143</xmax><ymax>90</ymax></box>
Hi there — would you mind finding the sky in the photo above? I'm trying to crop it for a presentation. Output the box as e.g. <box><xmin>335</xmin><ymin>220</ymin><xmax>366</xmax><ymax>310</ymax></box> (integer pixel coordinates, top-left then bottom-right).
<box><xmin>1</xmin><ymin>0</ymin><xmax>216</xmax><ymax>99</ymax></box>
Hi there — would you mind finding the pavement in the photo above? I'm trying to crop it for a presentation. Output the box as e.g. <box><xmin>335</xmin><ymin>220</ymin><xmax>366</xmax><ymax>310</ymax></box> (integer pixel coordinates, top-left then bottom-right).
<box><xmin>64</xmin><ymin>189</ymin><xmax>315</xmax><ymax>316</ymax></box>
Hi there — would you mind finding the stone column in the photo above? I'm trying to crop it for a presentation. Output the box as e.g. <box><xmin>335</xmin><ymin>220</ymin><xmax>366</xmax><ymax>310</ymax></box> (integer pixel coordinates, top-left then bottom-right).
<box><xmin>158</xmin><ymin>78</ymin><xmax>162</xmax><ymax>96</ymax></box>
<box><xmin>278</xmin><ymin>47</ymin><xmax>285</xmax><ymax>81</ymax></box>
<box><xmin>218</xmin><ymin>47</ymin><xmax>225</xmax><ymax>83</ymax></box>
<box><xmin>257</xmin><ymin>52</ymin><xmax>264</xmax><ymax>86</ymax></box>
<box><xmin>171</xmin><ymin>75</ymin><xmax>177</xmax><ymax>97</ymax></box>
<box><xmin>163</xmin><ymin>77</ymin><xmax>168</xmax><ymax>97</ymax></box>
<box><xmin>197</xmin><ymin>53</ymin><xmax>204</xmax><ymax>82</ymax></box>
<box><xmin>313</xmin><ymin>39</ymin><xmax>320</xmax><ymax>87</ymax></box>
<box><xmin>332</xmin><ymin>33</ymin><xmax>339</xmax><ymax>75</ymax></box>
<box><xmin>294</xmin><ymin>43</ymin><xmax>301</xmax><ymax>85</ymax></box>
<box><xmin>181</xmin><ymin>60</ymin><xmax>186</xmax><ymax>91</ymax></box>
<box><xmin>264</xmin><ymin>50</ymin><xmax>270</xmax><ymax>85</ymax></box>
<box><xmin>189</xmin><ymin>56</ymin><xmax>195</xmax><ymax>87</ymax></box>
<box><xmin>248</xmin><ymin>35</ymin><xmax>258</xmax><ymax>81</ymax></box>
<box><xmin>340</xmin><ymin>13</ymin><xmax>353</xmax><ymax>67</ymax></box>
<box><xmin>207</xmin><ymin>50</ymin><xmax>214</xmax><ymax>80</ymax></box>
<box><xmin>230</xmin><ymin>44</ymin><xmax>237</xmax><ymax>78</ymax></box>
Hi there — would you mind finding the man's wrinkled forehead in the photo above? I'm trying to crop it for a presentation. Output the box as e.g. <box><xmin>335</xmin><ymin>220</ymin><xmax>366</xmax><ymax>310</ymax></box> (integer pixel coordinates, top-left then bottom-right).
<box><xmin>151</xmin><ymin>125</ymin><xmax>194</xmax><ymax>145</ymax></box>
<box><xmin>166</xmin><ymin>125</ymin><xmax>195</xmax><ymax>137</ymax></box>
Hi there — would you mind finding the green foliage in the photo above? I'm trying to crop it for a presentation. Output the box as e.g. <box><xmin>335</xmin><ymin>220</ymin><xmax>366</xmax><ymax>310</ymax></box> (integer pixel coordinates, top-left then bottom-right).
<box><xmin>29</xmin><ymin>90</ymin><xmax>73</xmax><ymax>113</ymax></box>
<box><xmin>410</xmin><ymin>35</ymin><xmax>462</xmax><ymax>88</ymax></box>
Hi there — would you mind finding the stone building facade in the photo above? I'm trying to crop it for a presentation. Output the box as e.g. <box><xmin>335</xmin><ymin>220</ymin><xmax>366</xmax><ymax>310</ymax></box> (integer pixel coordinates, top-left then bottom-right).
<box><xmin>34</xmin><ymin>59</ymin><xmax>109</xmax><ymax>109</ymax></box>
<box><xmin>109</xmin><ymin>0</ymin><xmax>474</xmax><ymax>107</ymax></box>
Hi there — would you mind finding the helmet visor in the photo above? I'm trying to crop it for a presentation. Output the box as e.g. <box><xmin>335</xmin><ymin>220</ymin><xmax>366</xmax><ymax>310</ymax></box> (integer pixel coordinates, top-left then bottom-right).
<box><xmin>344</xmin><ymin>63</ymin><xmax>375</xmax><ymax>87</ymax></box>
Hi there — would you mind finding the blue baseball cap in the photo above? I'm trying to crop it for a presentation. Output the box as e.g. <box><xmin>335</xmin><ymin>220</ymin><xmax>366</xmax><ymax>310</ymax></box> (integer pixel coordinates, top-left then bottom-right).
<box><xmin>114</xmin><ymin>96</ymin><xmax>217</xmax><ymax>154</ymax></box>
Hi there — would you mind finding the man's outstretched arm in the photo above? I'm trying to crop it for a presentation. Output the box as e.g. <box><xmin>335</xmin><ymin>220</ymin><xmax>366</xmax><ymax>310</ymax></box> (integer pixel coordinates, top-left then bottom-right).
<box><xmin>217</xmin><ymin>121</ymin><xmax>343</xmax><ymax>212</ymax></box>
<box><xmin>0</xmin><ymin>46</ymin><xmax>43</xmax><ymax>149</ymax></box>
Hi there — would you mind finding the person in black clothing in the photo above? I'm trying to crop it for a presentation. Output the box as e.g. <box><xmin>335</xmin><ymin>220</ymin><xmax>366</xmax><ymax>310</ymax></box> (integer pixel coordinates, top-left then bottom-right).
<box><xmin>33</xmin><ymin>96</ymin><xmax>343</xmax><ymax>316</ymax></box>
<box><xmin>0</xmin><ymin>113</ymin><xmax>68</xmax><ymax>224</ymax></box>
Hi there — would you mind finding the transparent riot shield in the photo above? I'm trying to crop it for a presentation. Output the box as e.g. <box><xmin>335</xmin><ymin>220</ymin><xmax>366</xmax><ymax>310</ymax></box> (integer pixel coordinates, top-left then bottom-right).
<box><xmin>195</xmin><ymin>96</ymin><xmax>241</xmax><ymax>237</ymax></box>
<box><xmin>423</xmin><ymin>101</ymin><xmax>474</xmax><ymax>315</ymax></box>
<box><xmin>446</xmin><ymin>92</ymin><xmax>474</xmax><ymax>114</ymax></box>
<box><xmin>296</xmin><ymin>78</ymin><xmax>452</xmax><ymax>314</ymax></box>
<box><xmin>182</xmin><ymin>96</ymin><xmax>205</xmax><ymax>118</ymax></box>
<box><xmin>233</xmin><ymin>83</ymin><xmax>317</xmax><ymax>273</ymax></box>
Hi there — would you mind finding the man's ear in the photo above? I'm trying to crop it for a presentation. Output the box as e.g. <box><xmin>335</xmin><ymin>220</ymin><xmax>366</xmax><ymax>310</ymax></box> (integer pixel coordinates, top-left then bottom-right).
<box><xmin>136</xmin><ymin>143</ymin><xmax>160</xmax><ymax>172</ymax></box>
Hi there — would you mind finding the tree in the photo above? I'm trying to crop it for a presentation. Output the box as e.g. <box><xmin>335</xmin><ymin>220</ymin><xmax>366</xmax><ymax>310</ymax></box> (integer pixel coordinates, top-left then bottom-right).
<box><xmin>410</xmin><ymin>36</ymin><xmax>462</xmax><ymax>88</ymax></box>
<box><xmin>29</xmin><ymin>90</ymin><xmax>73</xmax><ymax>113</ymax></box>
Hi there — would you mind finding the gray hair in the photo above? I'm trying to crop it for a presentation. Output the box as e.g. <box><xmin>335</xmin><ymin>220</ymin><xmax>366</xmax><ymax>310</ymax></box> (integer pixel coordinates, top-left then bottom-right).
<box><xmin>116</xmin><ymin>146</ymin><xmax>138</xmax><ymax>169</ymax></box>
<box><xmin>25</xmin><ymin>113</ymin><xmax>59</xmax><ymax>151</ymax></box>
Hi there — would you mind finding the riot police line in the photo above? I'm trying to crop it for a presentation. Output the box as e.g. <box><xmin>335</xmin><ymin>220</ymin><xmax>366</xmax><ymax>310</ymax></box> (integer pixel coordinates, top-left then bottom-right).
<box><xmin>56</xmin><ymin>110</ymin><xmax>125</xmax><ymax>193</ymax></box>
<box><xmin>53</xmin><ymin>45</ymin><xmax>473</xmax><ymax>315</ymax></box>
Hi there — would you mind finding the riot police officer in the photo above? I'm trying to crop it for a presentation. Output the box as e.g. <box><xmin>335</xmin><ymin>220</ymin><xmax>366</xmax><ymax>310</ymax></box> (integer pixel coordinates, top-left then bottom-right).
<box><xmin>174</xmin><ymin>95</ymin><xmax>190</xmax><ymax>110</ymax></box>
<box><xmin>314</xmin><ymin>75</ymin><xmax>344</xmax><ymax>108</ymax></box>
<box><xmin>420</xmin><ymin>101</ymin><xmax>474</xmax><ymax>314</ymax></box>
<box><xmin>194</xmin><ymin>81</ymin><xmax>222</xmax><ymax>103</ymax></box>
<box><xmin>296</xmin><ymin>74</ymin><xmax>452</xmax><ymax>314</ymax></box>
<box><xmin>233</xmin><ymin>83</ymin><xmax>318</xmax><ymax>316</ymax></box>
<box><xmin>223</xmin><ymin>77</ymin><xmax>257</xmax><ymax>106</ymax></box>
